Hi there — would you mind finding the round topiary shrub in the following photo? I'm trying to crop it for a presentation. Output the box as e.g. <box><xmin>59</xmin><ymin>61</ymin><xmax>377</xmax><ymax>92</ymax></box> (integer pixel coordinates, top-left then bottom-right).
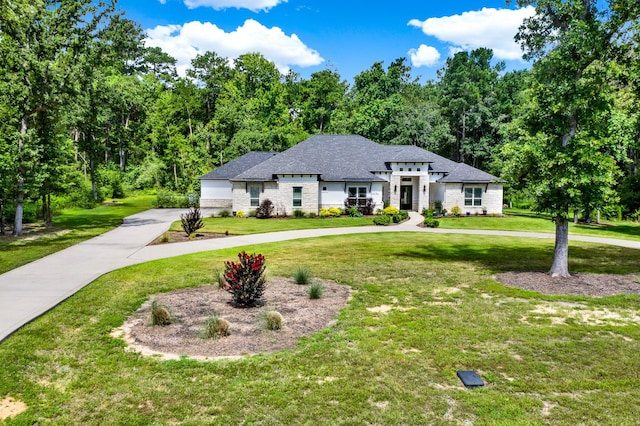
<box><xmin>423</xmin><ymin>217</ymin><xmax>440</xmax><ymax>228</ymax></box>
<box><xmin>373</xmin><ymin>215</ymin><xmax>392</xmax><ymax>226</ymax></box>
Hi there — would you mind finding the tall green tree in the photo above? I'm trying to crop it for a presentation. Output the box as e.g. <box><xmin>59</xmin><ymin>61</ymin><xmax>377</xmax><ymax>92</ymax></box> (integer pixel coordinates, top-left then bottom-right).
<box><xmin>300</xmin><ymin>68</ymin><xmax>348</xmax><ymax>133</ymax></box>
<box><xmin>438</xmin><ymin>48</ymin><xmax>504</xmax><ymax>166</ymax></box>
<box><xmin>0</xmin><ymin>0</ymin><xmax>119</xmax><ymax>235</ymax></box>
<box><xmin>504</xmin><ymin>0</ymin><xmax>640</xmax><ymax>277</ymax></box>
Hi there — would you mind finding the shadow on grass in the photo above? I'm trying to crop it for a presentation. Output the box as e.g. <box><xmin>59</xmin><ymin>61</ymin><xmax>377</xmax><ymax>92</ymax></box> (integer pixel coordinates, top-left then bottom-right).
<box><xmin>573</xmin><ymin>222</ymin><xmax>640</xmax><ymax>239</ymax></box>
<box><xmin>400</xmin><ymin>240</ymin><xmax>639</xmax><ymax>275</ymax></box>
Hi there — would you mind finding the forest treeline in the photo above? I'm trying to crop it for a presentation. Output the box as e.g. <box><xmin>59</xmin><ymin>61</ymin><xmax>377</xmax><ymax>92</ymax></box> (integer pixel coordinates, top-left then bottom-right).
<box><xmin>1</xmin><ymin>0</ymin><xmax>639</xmax><ymax>236</ymax></box>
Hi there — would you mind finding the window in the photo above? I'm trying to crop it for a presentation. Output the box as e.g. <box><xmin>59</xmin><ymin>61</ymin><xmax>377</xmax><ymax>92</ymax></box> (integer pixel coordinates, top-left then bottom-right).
<box><xmin>348</xmin><ymin>186</ymin><xmax>367</xmax><ymax>199</ymax></box>
<box><xmin>464</xmin><ymin>187</ymin><xmax>483</xmax><ymax>207</ymax></box>
<box><xmin>293</xmin><ymin>187</ymin><xmax>302</xmax><ymax>207</ymax></box>
<box><xmin>249</xmin><ymin>186</ymin><xmax>260</xmax><ymax>207</ymax></box>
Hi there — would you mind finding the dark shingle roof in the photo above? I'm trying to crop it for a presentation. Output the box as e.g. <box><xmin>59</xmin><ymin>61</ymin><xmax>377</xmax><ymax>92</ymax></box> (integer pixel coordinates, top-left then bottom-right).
<box><xmin>209</xmin><ymin>135</ymin><xmax>499</xmax><ymax>184</ymax></box>
<box><xmin>200</xmin><ymin>152</ymin><xmax>277</xmax><ymax>180</ymax></box>
<box><xmin>439</xmin><ymin>162</ymin><xmax>500</xmax><ymax>183</ymax></box>
<box><xmin>234</xmin><ymin>135</ymin><xmax>390</xmax><ymax>182</ymax></box>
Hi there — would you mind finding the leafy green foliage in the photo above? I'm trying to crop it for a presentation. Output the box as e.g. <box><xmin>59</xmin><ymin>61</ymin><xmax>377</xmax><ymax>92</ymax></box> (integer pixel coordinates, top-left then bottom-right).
<box><xmin>423</xmin><ymin>217</ymin><xmax>440</xmax><ymax>228</ymax></box>
<box><xmin>373</xmin><ymin>214</ymin><xmax>392</xmax><ymax>226</ymax></box>
<box><xmin>223</xmin><ymin>251</ymin><xmax>267</xmax><ymax>307</ymax></box>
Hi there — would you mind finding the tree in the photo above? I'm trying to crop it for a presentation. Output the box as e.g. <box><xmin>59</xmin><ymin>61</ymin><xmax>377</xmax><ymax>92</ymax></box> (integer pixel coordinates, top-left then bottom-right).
<box><xmin>505</xmin><ymin>0</ymin><xmax>640</xmax><ymax>277</ymax></box>
<box><xmin>300</xmin><ymin>68</ymin><xmax>347</xmax><ymax>133</ymax></box>
<box><xmin>438</xmin><ymin>48</ymin><xmax>504</xmax><ymax>166</ymax></box>
<box><xmin>0</xmin><ymin>0</ymin><xmax>120</xmax><ymax>235</ymax></box>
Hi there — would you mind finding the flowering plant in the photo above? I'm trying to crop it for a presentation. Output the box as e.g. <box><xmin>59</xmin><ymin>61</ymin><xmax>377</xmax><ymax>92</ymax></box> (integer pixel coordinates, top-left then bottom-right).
<box><xmin>223</xmin><ymin>251</ymin><xmax>266</xmax><ymax>307</ymax></box>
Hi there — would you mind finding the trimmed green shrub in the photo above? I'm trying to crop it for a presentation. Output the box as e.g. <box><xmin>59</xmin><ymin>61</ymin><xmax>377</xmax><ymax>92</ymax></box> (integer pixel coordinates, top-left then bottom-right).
<box><xmin>293</xmin><ymin>209</ymin><xmax>306</xmax><ymax>218</ymax></box>
<box><xmin>346</xmin><ymin>206</ymin><xmax>362</xmax><ymax>217</ymax></box>
<box><xmin>223</xmin><ymin>251</ymin><xmax>267</xmax><ymax>307</ymax></box>
<box><xmin>150</xmin><ymin>300</ymin><xmax>171</xmax><ymax>326</ymax></box>
<box><xmin>308</xmin><ymin>282</ymin><xmax>324</xmax><ymax>299</ymax></box>
<box><xmin>423</xmin><ymin>217</ymin><xmax>440</xmax><ymax>228</ymax></box>
<box><xmin>201</xmin><ymin>314</ymin><xmax>230</xmax><ymax>339</ymax></box>
<box><xmin>219</xmin><ymin>209</ymin><xmax>231</xmax><ymax>218</ymax></box>
<box><xmin>293</xmin><ymin>266</ymin><xmax>312</xmax><ymax>284</ymax></box>
<box><xmin>373</xmin><ymin>215</ymin><xmax>392</xmax><ymax>226</ymax></box>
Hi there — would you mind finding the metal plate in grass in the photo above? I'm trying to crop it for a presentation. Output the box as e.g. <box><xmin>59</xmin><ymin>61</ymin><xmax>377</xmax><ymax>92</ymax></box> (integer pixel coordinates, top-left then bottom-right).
<box><xmin>456</xmin><ymin>370</ymin><xmax>484</xmax><ymax>388</ymax></box>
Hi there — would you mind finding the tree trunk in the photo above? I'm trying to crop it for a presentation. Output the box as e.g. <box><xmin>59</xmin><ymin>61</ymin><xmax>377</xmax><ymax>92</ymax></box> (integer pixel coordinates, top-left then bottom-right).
<box><xmin>90</xmin><ymin>155</ymin><xmax>98</xmax><ymax>201</ymax></box>
<box><xmin>0</xmin><ymin>198</ymin><xmax>5</xmax><ymax>235</ymax></box>
<box><xmin>549</xmin><ymin>218</ymin><xmax>570</xmax><ymax>278</ymax></box>
<box><xmin>13</xmin><ymin>116</ymin><xmax>28</xmax><ymax>236</ymax></box>
<box><xmin>44</xmin><ymin>193</ymin><xmax>52</xmax><ymax>228</ymax></box>
<box><xmin>13</xmin><ymin>189</ymin><xmax>24</xmax><ymax>236</ymax></box>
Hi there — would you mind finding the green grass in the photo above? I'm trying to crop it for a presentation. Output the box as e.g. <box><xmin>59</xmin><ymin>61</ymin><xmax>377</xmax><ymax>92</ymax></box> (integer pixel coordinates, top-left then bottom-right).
<box><xmin>0</xmin><ymin>195</ymin><xmax>155</xmax><ymax>275</ymax></box>
<box><xmin>1</xmin><ymin>233</ymin><xmax>639</xmax><ymax>424</ymax></box>
<box><xmin>438</xmin><ymin>208</ymin><xmax>640</xmax><ymax>241</ymax></box>
<box><xmin>169</xmin><ymin>216</ymin><xmax>375</xmax><ymax>235</ymax></box>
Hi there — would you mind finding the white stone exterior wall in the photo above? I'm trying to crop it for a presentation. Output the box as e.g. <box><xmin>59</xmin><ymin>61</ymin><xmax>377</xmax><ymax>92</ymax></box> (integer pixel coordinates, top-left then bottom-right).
<box><xmin>200</xmin><ymin>180</ymin><xmax>233</xmax><ymax>208</ymax></box>
<box><xmin>276</xmin><ymin>175</ymin><xmax>319</xmax><ymax>215</ymax></box>
<box><xmin>232</xmin><ymin>177</ymin><xmax>319</xmax><ymax>215</ymax></box>
<box><xmin>443</xmin><ymin>183</ymin><xmax>503</xmax><ymax>215</ymax></box>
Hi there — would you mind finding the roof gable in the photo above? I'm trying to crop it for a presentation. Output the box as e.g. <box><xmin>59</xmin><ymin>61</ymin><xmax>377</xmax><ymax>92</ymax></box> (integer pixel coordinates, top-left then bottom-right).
<box><xmin>439</xmin><ymin>162</ymin><xmax>500</xmax><ymax>183</ymax></box>
<box><xmin>200</xmin><ymin>152</ymin><xmax>276</xmax><ymax>180</ymax></box>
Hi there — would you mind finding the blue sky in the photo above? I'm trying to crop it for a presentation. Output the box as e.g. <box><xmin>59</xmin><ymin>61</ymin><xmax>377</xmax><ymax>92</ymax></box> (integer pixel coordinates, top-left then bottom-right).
<box><xmin>116</xmin><ymin>0</ymin><xmax>535</xmax><ymax>83</ymax></box>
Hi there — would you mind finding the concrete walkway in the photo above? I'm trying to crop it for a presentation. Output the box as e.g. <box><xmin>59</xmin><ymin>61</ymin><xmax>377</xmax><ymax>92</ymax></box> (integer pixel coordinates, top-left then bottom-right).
<box><xmin>1</xmin><ymin>210</ymin><xmax>639</xmax><ymax>342</ymax></box>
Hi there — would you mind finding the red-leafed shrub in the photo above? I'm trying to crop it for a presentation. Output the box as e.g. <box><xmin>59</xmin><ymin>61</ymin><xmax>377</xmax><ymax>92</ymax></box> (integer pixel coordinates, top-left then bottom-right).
<box><xmin>223</xmin><ymin>251</ymin><xmax>267</xmax><ymax>307</ymax></box>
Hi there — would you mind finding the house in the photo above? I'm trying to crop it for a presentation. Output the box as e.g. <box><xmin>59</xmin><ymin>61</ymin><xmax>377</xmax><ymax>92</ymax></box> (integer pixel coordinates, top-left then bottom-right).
<box><xmin>200</xmin><ymin>135</ymin><xmax>503</xmax><ymax>215</ymax></box>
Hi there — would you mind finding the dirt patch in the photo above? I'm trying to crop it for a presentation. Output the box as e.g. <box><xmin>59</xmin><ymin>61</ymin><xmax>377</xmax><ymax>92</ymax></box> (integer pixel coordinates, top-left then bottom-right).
<box><xmin>149</xmin><ymin>231</ymin><xmax>229</xmax><ymax>245</ymax></box>
<box><xmin>0</xmin><ymin>396</ymin><xmax>28</xmax><ymax>420</ymax></box>
<box><xmin>495</xmin><ymin>271</ymin><xmax>640</xmax><ymax>297</ymax></box>
<box><xmin>114</xmin><ymin>277</ymin><xmax>351</xmax><ymax>361</ymax></box>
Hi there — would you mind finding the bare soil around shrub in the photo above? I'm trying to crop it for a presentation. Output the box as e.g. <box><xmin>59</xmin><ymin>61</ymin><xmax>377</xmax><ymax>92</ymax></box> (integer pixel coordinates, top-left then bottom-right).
<box><xmin>114</xmin><ymin>277</ymin><xmax>351</xmax><ymax>360</ymax></box>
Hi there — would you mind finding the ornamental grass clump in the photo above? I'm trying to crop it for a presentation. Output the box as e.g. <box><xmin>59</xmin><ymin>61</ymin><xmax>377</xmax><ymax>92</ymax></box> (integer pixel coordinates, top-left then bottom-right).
<box><xmin>150</xmin><ymin>300</ymin><xmax>171</xmax><ymax>326</ymax></box>
<box><xmin>260</xmin><ymin>308</ymin><xmax>283</xmax><ymax>331</ymax></box>
<box><xmin>201</xmin><ymin>314</ymin><xmax>230</xmax><ymax>339</ymax></box>
<box><xmin>293</xmin><ymin>266</ymin><xmax>312</xmax><ymax>285</ymax></box>
<box><xmin>308</xmin><ymin>282</ymin><xmax>324</xmax><ymax>299</ymax></box>
<box><xmin>223</xmin><ymin>251</ymin><xmax>267</xmax><ymax>307</ymax></box>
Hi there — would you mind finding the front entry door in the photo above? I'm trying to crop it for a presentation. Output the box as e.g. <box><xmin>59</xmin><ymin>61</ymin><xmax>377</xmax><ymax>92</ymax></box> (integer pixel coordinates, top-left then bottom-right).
<box><xmin>400</xmin><ymin>185</ymin><xmax>413</xmax><ymax>210</ymax></box>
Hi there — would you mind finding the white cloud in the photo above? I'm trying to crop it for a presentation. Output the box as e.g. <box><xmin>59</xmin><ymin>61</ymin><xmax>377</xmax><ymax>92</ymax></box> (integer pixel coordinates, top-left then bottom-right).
<box><xmin>145</xmin><ymin>19</ymin><xmax>324</xmax><ymax>76</ymax></box>
<box><xmin>408</xmin><ymin>44</ymin><xmax>441</xmax><ymax>67</ymax></box>
<box><xmin>408</xmin><ymin>6</ymin><xmax>536</xmax><ymax>61</ymax></box>
<box><xmin>183</xmin><ymin>0</ymin><xmax>286</xmax><ymax>12</ymax></box>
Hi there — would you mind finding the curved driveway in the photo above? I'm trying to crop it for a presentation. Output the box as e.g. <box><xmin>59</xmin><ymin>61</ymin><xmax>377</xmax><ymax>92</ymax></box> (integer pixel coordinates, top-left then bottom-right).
<box><xmin>1</xmin><ymin>209</ymin><xmax>639</xmax><ymax>342</ymax></box>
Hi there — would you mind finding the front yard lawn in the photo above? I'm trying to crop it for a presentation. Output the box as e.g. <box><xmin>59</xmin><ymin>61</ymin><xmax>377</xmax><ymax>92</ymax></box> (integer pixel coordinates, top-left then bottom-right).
<box><xmin>1</xmin><ymin>233</ymin><xmax>638</xmax><ymax>424</ymax></box>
